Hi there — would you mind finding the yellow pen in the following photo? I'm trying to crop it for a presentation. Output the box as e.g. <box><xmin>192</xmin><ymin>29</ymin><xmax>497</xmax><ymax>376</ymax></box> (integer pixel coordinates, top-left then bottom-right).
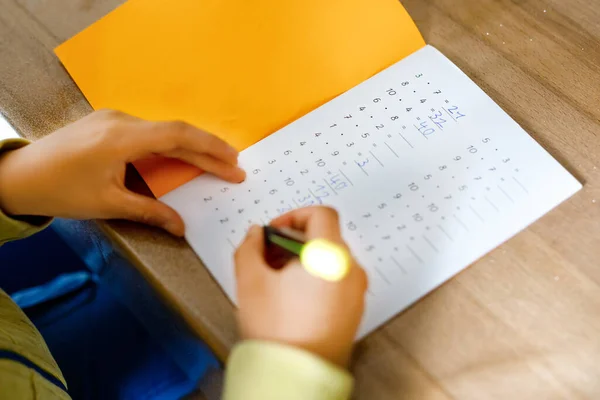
<box><xmin>263</xmin><ymin>226</ymin><xmax>351</xmax><ymax>282</ymax></box>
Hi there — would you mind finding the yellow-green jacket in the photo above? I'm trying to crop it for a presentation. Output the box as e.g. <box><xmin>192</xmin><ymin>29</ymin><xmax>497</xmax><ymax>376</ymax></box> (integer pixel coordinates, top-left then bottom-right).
<box><xmin>0</xmin><ymin>139</ymin><xmax>353</xmax><ymax>399</ymax></box>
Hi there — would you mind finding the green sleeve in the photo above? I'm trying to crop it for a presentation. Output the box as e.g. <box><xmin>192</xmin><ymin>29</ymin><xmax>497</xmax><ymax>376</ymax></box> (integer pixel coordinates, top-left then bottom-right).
<box><xmin>0</xmin><ymin>139</ymin><xmax>52</xmax><ymax>245</ymax></box>
<box><xmin>223</xmin><ymin>341</ymin><xmax>354</xmax><ymax>400</ymax></box>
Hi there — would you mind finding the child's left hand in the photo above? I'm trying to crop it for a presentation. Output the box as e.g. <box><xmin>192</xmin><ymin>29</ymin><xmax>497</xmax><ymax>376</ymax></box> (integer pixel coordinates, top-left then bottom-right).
<box><xmin>0</xmin><ymin>109</ymin><xmax>245</xmax><ymax>236</ymax></box>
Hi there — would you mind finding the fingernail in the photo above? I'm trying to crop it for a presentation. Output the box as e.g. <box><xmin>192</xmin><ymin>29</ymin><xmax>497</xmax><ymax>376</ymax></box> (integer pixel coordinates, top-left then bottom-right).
<box><xmin>249</xmin><ymin>225</ymin><xmax>261</xmax><ymax>235</ymax></box>
<box><xmin>236</xmin><ymin>168</ymin><xmax>247</xmax><ymax>182</ymax></box>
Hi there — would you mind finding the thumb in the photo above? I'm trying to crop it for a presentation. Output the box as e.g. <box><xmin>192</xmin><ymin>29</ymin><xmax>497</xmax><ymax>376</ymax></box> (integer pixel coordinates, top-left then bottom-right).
<box><xmin>116</xmin><ymin>191</ymin><xmax>185</xmax><ymax>236</ymax></box>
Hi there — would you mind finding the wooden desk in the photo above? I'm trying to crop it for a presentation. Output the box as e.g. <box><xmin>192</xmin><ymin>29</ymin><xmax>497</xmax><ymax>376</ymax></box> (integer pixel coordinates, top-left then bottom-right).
<box><xmin>1</xmin><ymin>0</ymin><xmax>599</xmax><ymax>398</ymax></box>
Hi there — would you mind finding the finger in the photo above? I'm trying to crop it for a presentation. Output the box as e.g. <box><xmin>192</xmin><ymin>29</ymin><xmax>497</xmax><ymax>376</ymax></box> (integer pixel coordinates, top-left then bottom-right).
<box><xmin>234</xmin><ymin>225</ymin><xmax>270</xmax><ymax>281</ymax></box>
<box><xmin>121</xmin><ymin>120</ymin><xmax>239</xmax><ymax>165</ymax></box>
<box><xmin>113</xmin><ymin>190</ymin><xmax>185</xmax><ymax>236</ymax></box>
<box><xmin>270</xmin><ymin>206</ymin><xmax>343</xmax><ymax>243</ymax></box>
<box><xmin>163</xmin><ymin>150</ymin><xmax>246</xmax><ymax>183</ymax></box>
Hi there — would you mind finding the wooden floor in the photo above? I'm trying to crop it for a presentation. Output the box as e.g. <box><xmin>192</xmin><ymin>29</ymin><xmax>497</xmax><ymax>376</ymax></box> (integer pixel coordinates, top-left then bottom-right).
<box><xmin>1</xmin><ymin>0</ymin><xmax>599</xmax><ymax>398</ymax></box>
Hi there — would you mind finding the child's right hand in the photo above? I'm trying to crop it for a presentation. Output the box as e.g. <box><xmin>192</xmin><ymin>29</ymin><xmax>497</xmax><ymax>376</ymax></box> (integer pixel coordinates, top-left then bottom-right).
<box><xmin>234</xmin><ymin>206</ymin><xmax>368</xmax><ymax>367</ymax></box>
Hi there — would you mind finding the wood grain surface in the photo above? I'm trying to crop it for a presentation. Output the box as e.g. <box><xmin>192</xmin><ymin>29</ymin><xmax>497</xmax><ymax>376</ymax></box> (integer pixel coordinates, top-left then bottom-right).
<box><xmin>1</xmin><ymin>1</ymin><xmax>599</xmax><ymax>398</ymax></box>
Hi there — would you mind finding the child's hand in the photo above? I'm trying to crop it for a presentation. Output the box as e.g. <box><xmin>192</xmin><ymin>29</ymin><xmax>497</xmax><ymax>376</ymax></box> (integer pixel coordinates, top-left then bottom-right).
<box><xmin>234</xmin><ymin>206</ymin><xmax>368</xmax><ymax>367</ymax></box>
<box><xmin>0</xmin><ymin>110</ymin><xmax>245</xmax><ymax>236</ymax></box>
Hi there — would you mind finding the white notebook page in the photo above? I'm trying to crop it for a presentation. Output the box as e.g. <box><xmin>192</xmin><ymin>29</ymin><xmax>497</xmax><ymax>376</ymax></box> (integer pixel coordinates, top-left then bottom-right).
<box><xmin>161</xmin><ymin>45</ymin><xmax>581</xmax><ymax>338</ymax></box>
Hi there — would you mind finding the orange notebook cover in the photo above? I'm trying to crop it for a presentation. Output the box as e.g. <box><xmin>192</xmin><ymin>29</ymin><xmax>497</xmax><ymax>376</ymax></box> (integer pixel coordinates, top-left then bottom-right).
<box><xmin>55</xmin><ymin>0</ymin><xmax>425</xmax><ymax>197</ymax></box>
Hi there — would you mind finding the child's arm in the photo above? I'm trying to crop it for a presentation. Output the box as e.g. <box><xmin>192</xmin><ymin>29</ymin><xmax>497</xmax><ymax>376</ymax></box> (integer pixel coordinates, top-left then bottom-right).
<box><xmin>0</xmin><ymin>138</ymin><xmax>53</xmax><ymax>245</ymax></box>
<box><xmin>225</xmin><ymin>207</ymin><xmax>368</xmax><ymax>400</ymax></box>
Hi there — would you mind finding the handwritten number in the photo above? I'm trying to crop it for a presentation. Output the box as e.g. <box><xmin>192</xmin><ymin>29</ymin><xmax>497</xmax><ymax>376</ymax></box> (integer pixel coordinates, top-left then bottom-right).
<box><xmin>448</xmin><ymin>106</ymin><xmax>466</xmax><ymax>119</ymax></box>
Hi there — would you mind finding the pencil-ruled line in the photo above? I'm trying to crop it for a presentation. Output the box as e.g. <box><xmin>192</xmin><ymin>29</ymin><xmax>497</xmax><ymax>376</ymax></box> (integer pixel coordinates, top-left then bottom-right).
<box><xmin>423</xmin><ymin>235</ymin><xmax>439</xmax><ymax>253</ymax></box>
<box><xmin>375</xmin><ymin>267</ymin><xmax>391</xmax><ymax>285</ymax></box>
<box><xmin>356</xmin><ymin>163</ymin><xmax>369</xmax><ymax>176</ymax></box>
<box><xmin>323</xmin><ymin>179</ymin><xmax>337</xmax><ymax>195</ymax></box>
<box><xmin>469</xmin><ymin>205</ymin><xmax>485</xmax><ymax>223</ymax></box>
<box><xmin>485</xmin><ymin>196</ymin><xmax>499</xmax><ymax>212</ymax></box>
<box><xmin>453</xmin><ymin>214</ymin><xmax>469</xmax><ymax>232</ymax></box>
<box><xmin>391</xmin><ymin>256</ymin><xmax>407</xmax><ymax>274</ymax></box>
<box><xmin>385</xmin><ymin>142</ymin><xmax>399</xmax><ymax>158</ymax></box>
<box><xmin>414</xmin><ymin>124</ymin><xmax>429</xmax><ymax>140</ymax></box>
<box><xmin>369</xmin><ymin>151</ymin><xmax>384</xmax><ymax>167</ymax></box>
<box><xmin>513</xmin><ymin>176</ymin><xmax>529</xmax><ymax>194</ymax></box>
<box><xmin>339</xmin><ymin>169</ymin><xmax>354</xmax><ymax>186</ymax></box>
<box><xmin>227</xmin><ymin>238</ymin><xmax>236</xmax><ymax>249</ymax></box>
<box><xmin>398</xmin><ymin>132</ymin><xmax>413</xmax><ymax>148</ymax></box>
<box><xmin>308</xmin><ymin>188</ymin><xmax>322</xmax><ymax>203</ymax></box>
<box><xmin>406</xmin><ymin>245</ymin><xmax>423</xmax><ymax>264</ymax></box>
<box><xmin>437</xmin><ymin>224</ymin><xmax>453</xmax><ymax>241</ymax></box>
<box><xmin>442</xmin><ymin>107</ymin><xmax>456</xmax><ymax>121</ymax></box>
<box><xmin>498</xmin><ymin>185</ymin><xmax>515</xmax><ymax>203</ymax></box>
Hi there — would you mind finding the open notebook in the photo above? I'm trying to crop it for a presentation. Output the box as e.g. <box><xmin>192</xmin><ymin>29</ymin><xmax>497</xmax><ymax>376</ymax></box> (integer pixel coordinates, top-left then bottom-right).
<box><xmin>56</xmin><ymin>1</ymin><xmax>581</xmax><ymax>337</ymax></box>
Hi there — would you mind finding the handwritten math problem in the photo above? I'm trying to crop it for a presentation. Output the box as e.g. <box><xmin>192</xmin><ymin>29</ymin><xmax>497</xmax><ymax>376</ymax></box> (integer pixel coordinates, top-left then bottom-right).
<box><xmin>162</xmin><ymin>46</ymin><xmax>581</xmax><ymax>337</ymax></box>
